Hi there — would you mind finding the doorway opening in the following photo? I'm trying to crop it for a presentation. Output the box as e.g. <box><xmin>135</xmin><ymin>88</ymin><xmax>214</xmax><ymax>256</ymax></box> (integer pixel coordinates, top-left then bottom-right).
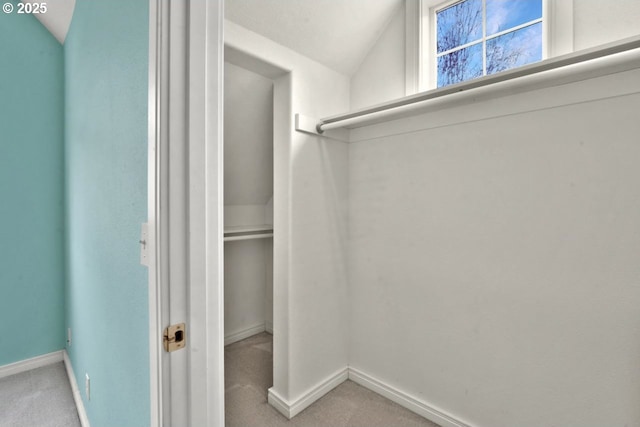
<box><xmin>223</xmin><ymin>59</ymin><xmax>274</xmax><ymax>347</ymax></box>
<box><xmin>222</xmin><ymin>45</ymin><xmax>290</xmax><ymax>425</ymax></box>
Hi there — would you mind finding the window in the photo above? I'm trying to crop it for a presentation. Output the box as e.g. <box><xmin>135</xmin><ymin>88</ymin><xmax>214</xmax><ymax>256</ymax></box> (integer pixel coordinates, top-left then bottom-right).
<box><xmin>413</xmin><ymin>0</ymin><xmax>572</xmax><ymax>92</ymax></box>
<box><xmin>436</xmin><ymin>0</ymin><xmax>543</xmax><ymax>87</ymax></box>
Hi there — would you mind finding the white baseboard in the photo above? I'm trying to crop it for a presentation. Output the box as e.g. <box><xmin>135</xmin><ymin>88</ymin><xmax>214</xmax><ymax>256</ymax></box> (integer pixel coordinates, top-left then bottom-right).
<box><xmin>265</xmin><ymin>365</ymin><xmax>470</xmax><ymax>426</ymax></box>
<box><xmin>267</xmin><ymin>388</ymin><xmax>290</xmax><ymax>418</ymax></box>
<box><xmin>0</xmin><ymin>350</ymin><xmax>63</xmax><ymax>379</ymax></box>
<box><xmin>348</xmin><ymin>367</ymin><xmax>473</xmax><ymax>427</ymax></box>
<box><xmin>224</xmin><ymin>323</ymin><xmax>266</xmax><ymax>346</ymax></box>
<box><xmin>265</xmin><ymin>320</ymin><xmax>273</xmax><ymax>334</ymax></box>
<box><xmin>268</xmin><ymin>367</ymin><xmax>349</xmax><ymax>419</ymax></box>
<box><xmin>63</xmin><ymin>350</ymin><xmax>90</xmax><ymax>427</ymax></box>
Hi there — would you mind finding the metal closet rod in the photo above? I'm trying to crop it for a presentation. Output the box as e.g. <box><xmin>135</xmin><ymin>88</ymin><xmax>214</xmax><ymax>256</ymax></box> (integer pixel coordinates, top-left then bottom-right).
<box><xmin>316</xmin><ymin>35</ymin><xmax>640</xmax><ymax>133</ymax></box>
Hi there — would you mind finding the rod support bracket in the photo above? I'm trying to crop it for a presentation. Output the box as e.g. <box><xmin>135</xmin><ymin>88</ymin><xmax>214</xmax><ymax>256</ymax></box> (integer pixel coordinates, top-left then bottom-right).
<box><xmin>294</xmin><ymin>113</ymin><xmax>348</xmax><ymax>142</ymax></box>
<box><xmin>295</xmin><ymin>113</ymin><xmax>324</xmax><ymax>136</ymax></box>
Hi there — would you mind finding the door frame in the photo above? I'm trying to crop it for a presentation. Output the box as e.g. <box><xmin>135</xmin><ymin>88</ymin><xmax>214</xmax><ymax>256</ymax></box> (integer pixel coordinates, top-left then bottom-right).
<box><xmin>147</xmin><ymin>1</ymin><xmax>225</xmax><ymax>426</ymax></box>
<box><xmin>147</xmin><ymin>0</ymin><xmax>162</xmax><ymax>423</ymax></box>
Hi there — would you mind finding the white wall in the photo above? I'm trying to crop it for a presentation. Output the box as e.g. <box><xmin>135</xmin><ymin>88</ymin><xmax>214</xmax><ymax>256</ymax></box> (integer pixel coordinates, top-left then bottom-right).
<box><xmin>224</xmin><ymin>61</ymin><xmax>273</xmax><ymax>207</ymax></box>
<box><xmin>265</xmin><ymin>238</ymin><xmax>273</xmax><ymax>332</ymax></box>
<box><xmin>348</xmin><ymin>52</ymin><xmax>640</xmax><ymax>427</ymax></box>
<box><xmin>224</xmin><ymin>240</ymin><xmax>267</xmax><ymax>338</ymax></box>
<box><xmin>350</xmin><ymin>2</ymin><xmax>406</xmax><ymax>110</ymax></box>
<box><xmin>347</xmin><ymin>5</ymin><xmax>640</xmax><ymax>424</ymax></box>
<box><xmin>347</xmin><ymin>6</ymin><xmax>640</xmax><ymax>425</ymax></box>
<box><xmin>225</xmin><ymin>20</ymin><xmax>350</xmax><ymax>408</ymax></box>
<box><xmin>574</xmin><ymin>0</ymin><xmax>640</xmax><ymax>50</ymax></box>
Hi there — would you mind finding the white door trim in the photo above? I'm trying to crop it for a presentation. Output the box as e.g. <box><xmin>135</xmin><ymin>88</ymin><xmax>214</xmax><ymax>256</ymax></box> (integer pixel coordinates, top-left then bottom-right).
<box><xmin>187</xmin><ymin>0</ymin><xmax>225</xmax><ymax>425</ymax></box>
<box><xmin>147</xmin><ymin>0</ymin><xmax>162</xmax><ymax>424</ymax></box>
<box><xmin>148</xmin><ymin>1</ymin><xmax>225</xmax><ymax>426</ymax></box>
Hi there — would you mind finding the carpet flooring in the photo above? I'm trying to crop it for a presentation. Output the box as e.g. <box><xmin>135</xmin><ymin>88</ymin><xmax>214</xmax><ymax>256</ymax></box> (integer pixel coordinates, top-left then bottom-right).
<box><xmin>225</xmin><ymin>333</ymin><xmax>440</xmax><ymax>427</ymax></box>
<box><xmin>0</xmin><ymin>362</ymin><xmax>81</xmax><ymax>427</ymax></box>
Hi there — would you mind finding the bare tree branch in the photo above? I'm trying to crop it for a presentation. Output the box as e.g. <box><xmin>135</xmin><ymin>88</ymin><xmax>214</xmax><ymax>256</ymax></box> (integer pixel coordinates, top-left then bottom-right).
<box><xmin>437</xmin><ymin>0</ymin><xmax>529</xmax><ymax>86</ymax></box>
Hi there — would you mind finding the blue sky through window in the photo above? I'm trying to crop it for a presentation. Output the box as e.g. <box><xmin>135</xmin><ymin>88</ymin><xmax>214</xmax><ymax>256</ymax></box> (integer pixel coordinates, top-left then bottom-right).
<box><xmin>487</xmin><ymin>0</ymin><xmax>542</xmax><ymax>35</ymax></box>
<box><xmin>436</xmin><ymin>0</ymin><xmax>543</xmax><ymax>87</ymax></box>
<box><xmin>487</xmin><ymin>23</ymin><xmax>542</xmax><ymax>74</ymax></box>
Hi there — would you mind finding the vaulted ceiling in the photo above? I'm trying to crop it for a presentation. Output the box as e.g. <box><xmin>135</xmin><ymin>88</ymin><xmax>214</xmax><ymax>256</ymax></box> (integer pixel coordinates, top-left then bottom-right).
<box><xmin>225</xmin><ymin>0</ymin><xmax>404</xmax><ymax>75</ymax></box>
<box><xmin>26</xmin><ymin>0</ymin><xmax>403</xmax><ymax>77</ymax></box>
<box><xmin>22</xmin><ymin>0</ymin><xmax>75</xmax><ymax>44</ymax></box>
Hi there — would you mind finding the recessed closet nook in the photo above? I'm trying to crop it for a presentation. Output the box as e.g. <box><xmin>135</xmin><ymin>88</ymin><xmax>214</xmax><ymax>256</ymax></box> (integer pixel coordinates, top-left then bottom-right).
<box><xmin>223</xmin><ymin>61</ymin><xmax>274</xmax><ymax>345</ymax></box>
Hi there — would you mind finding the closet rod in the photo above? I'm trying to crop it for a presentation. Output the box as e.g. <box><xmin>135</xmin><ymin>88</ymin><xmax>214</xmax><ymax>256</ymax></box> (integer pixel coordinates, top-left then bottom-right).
<box><xmin>224</xmin><ymin>233</ymin><xmax>273</xmax><ymax>242</ymax></box>
<box><xmin>316</xmin><ymin>35</ymin><xmax>640</xmax><ymax>133</ymax></box>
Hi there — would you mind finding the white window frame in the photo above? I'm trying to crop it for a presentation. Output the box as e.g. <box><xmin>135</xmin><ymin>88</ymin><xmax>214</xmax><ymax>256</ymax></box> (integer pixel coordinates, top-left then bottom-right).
<box><xmin>409</xmin><ymin>0</ymin><xmax>573</xmax><ymax>93</ymax></box>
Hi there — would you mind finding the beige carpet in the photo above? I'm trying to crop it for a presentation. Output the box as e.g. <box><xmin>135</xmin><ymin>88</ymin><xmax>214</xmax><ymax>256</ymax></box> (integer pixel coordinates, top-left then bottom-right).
<box><xmin>225</xmin><ymin>333</ymin><xmax>440</xmax><ymax>427</ymax></box>
<box><xmin>0</xmin><ymin>362</ymin><xmax>81</xmax><ymax>427</ymax></box>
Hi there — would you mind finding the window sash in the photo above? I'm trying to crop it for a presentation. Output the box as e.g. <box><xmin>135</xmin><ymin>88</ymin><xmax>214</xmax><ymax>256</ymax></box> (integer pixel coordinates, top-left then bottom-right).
<box><xmin>434</xmin><ymin>0</ymin><xmax>544</xmax><ymax>84</ymax></box>
<box><xmin>436</xmin><ymin>19</ymin><xmax>544</xmax><ymax>58</ymax></box>
<box><xmin>418</xmin><ymin>0</ymin><xmax>570</xmax><ymax>91</ymax></box>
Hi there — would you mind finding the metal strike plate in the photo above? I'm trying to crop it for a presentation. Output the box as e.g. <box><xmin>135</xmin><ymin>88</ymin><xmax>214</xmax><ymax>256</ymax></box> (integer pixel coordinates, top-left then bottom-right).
<box><xmin>163</xmin><ymin>323</ymin><xmax>186</xmax><ymax>352</ymax></box>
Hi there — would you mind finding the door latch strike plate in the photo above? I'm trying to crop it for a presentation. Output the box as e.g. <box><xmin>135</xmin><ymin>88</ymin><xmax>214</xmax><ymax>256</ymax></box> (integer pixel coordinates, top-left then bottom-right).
<box><xmin>163</xmin><ymin>323</ymin><xmax>186</xmax><ymax>352</ymax></box>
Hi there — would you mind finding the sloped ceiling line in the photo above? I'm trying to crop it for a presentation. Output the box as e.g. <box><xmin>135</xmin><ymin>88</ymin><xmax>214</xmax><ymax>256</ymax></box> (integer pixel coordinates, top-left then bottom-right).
<box><xmin>225</xmin><ymin>0</ymin><xmax>404</xmax><ymax>76</ymax></box>
<box><xmin>27</xmin><ymin>0</ymin><xmax>402</xmax><ymax>74</ymax></box>
<box><xmin>22</xmin><ymin>0</ymin><xmax>76</xmax><ymax>44</ymax></box>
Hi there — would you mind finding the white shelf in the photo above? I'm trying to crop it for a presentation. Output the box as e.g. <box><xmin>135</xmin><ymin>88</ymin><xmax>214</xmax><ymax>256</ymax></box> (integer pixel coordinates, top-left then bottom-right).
<box><xmin>224</xmin><ymin>224</ymin><xmax>273</xmax><ymax>242</ymax></box>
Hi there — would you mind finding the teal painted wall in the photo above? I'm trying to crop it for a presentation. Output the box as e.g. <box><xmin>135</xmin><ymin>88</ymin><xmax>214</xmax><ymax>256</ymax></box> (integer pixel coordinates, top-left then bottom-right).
<box><xmin>64</xmin><ymin>0</ymin><xmax>149</xmax><ymax>425</ymax></box>
<box><xmin>0</xmin><ymin>3</ymin><xmax>65</xmax><ymax>366</ymax></box>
